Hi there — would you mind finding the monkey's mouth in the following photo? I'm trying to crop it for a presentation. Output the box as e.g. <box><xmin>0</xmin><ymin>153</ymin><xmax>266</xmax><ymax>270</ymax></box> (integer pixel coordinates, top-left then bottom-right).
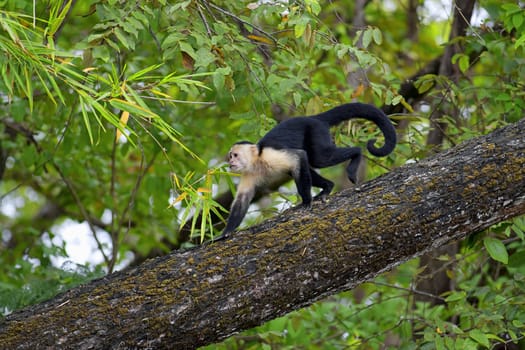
<box><xmin>229</xmin><ymin>163</ymin><xmax>242</xmax><ymax>172</ymax></box>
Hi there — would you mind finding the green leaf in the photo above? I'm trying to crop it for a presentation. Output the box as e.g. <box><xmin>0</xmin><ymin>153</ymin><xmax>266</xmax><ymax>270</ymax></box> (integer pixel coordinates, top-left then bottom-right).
<box><xmin>512</xmin><ymin>217</ymin><xmax>525</xmax><ymax>240</ymax></box>
<box><xmin>414</xmin><ymin>74</ymin><xmax>437</xmax><ymax>94</ymax></box>
<box><xmin>508</xmin><ymin>329</ymin><xmax>518</xmax><ymax>342</ymax></box>
<box><xmin>21</xmin><ymin>145</ymin><xmax>38</xmax><ymax>168</ymax></box>
<box><xmin>444</xmin><ymin>290</ymin><xmax>466</xmax><ymax>302</ymax></box>
<box><xmin>213</xmin><ymin>66</ymin><xmax>231</xmax><ymax>91</ymax></box>
<box><xmin>92</xmin><ymin>45</ymin><xmax>111</xmax><ymax>62</ymax></box>
<box><xmin>372</xmin><ymin>27</ymin><xmax>382</xmax><ymax>45</ymax></box>
<box><xmin>304</xmin><ymin>0</ymin><xmax>321</xmax><ymax>15</ymax></box>
<box><xmin>179</xmin><ymin>41</ymin><xmax>196</xmax><ymax>59</ymax></box>
<box><xmin>483</xmin><ymin>237</ymin><xmax>508</xmax><ymax>264</ymax></box>
<box><xmin>512</xmin><ymin>14</ymin><xmax>524</xmax><ymax>29</ymax></box>
<box><xmin>127</xmin><ymin>63</ymin><xmax>163</xmax><ymax>82</ymax></box>
<box><xmin>293</xmin><ymin>92</ymin><xmax>302</xmax><ymax>107</ymax></box>
<box><xmin>294</xmin><ymin>22</ymin><xmax>307</xmax><ymax>38</ymax></box>
<box><xmin>109</xmin><ymin>98</ymin><xmax>154</xmax><ymax>118</ymax></box>
<box><xmin>515</xmin><ymin>34</ymin><xmax>525</xmax><ymax>49</ymax></box>
<box><xmin>452</xmin><ymin>53</ymin><xmax>469</xmax><ymax>73</ymax></box>
<box><xmin>458</xmin><ymin>55</ymin><xmax>469</xmax><ymax>73</ymax></box>
<box><xmin>173</xmin><ymin>0</ymin><xmax>191</xmax><ymax>10</ymax></box>
<box><xmin>213</xmin><ymin>70</ymin><xmax>225</xmax><ymax>90</ymax></box>
<box><xmin>434</xmin><ymin>335</ymin><xmax>445</xmax><ymax>350</ymax></box>
<box><xmin>469</xmin><ymin>329</ymin><xmax>489</xmax><ymax>348</ymax></box>
<box><xmin>502</xmin><ymin>3</ymin><xmax>521</xmax><ymax>13</ymax></box>
<box><xmin>114</xmin><ymin>27</ymin><xmax>133</xmax><ymax>50</ymax></box>
<box><xmin>508</xmin><ymin>250</ymin><xmax>525</xmax><ymax>269</ymax></box>
<box><xmin>362</xmin><ymin>29</ymin><xmax>372</xmax><ymax>48</ymax></box>
<box><xmin>194</xmin><ymin>47</ymin><xmax>216</xmax><ymax>68</ymax></box>
<box><xmin>391</xmin><ymin>94</ymin><xmax>403</xmax><ymax>105</ymax></box>
<box><xmin>79</xmin><ymin>94</ymin><xmax>96</xmax><ymax>145</ymax></box>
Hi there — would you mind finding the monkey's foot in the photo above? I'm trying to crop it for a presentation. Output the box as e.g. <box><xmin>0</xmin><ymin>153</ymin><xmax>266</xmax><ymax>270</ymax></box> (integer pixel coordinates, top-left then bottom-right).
<box><xmin>299</xmin><ymin>202</ymin><xmax>312</xmax><ymax>210</ymax></box>
<box><xmin>313</xmin><ymin>193</ymin><xmax>330</xmax><ymax>202</ymax></box>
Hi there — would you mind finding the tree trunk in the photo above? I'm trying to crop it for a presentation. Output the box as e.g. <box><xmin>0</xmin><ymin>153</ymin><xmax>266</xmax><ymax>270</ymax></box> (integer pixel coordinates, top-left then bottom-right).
<box><xmin>1</xmin><ymin>118</ymin><xmax>524</xmax><ymax>349</ymax></box>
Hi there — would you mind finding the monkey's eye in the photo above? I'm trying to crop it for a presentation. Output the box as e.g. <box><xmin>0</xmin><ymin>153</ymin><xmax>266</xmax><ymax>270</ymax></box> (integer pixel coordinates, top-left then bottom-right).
<box><xmin>232</xmin><ymin>153</ymin><xmax>238</xmax><ymax>158</ymax></box>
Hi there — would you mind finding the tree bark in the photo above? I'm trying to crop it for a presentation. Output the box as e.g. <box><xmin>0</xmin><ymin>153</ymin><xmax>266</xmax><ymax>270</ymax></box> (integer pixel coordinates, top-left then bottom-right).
<box><xmin>1</xmin><ymin>118</ymin><xmax>524</xmax><ymax>349</ymax></box>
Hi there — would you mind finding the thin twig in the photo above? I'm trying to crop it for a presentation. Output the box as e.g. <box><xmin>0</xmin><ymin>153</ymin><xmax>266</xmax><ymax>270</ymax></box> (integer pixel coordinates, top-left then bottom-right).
<box><xmin>148</xmin><ymin>24</ymin><xmax>162</xmax><ymax>52</ymax></box>
<box><xmin>372</xmin><ymin>281</ymin><xmax>446</xmax><ymax>302</ymax></box>
<box><xmin>117</xmin><ymin>140</ymin><xmax>158</xmax><ymax>249</ymax></box>
<box><xmin>138</xmin><ymin>95</ymin><xmax>216</xmax><ymax>105</ymax></box>
<box><xmin>52</xmin><ymin>162</ymin><xmax>111</xmax><ymax>266</ymax></box>
<box><xmin>197</xmin><ymin>3</ymin><xmax>213</xmax><ymax>38</ymax></box>
<box><xmin>203</xmin><ymin>1</ymin><xmax>278</xmax><ymax>44</ymax></box>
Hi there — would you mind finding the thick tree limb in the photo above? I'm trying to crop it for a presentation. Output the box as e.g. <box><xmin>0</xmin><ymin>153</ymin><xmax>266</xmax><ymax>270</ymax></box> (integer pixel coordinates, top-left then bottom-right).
<box><xmin>1</xmin><ymin>119</ymin><xmax>524</xmax><ymax>349</ymax></box>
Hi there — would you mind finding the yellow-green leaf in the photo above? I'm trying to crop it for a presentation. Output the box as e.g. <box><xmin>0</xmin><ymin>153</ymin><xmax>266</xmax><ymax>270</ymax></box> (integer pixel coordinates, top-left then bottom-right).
<box><xmin>484</xmin><ymin>237</ymin><xmax>508</xmax><ymax>264</ymax></box>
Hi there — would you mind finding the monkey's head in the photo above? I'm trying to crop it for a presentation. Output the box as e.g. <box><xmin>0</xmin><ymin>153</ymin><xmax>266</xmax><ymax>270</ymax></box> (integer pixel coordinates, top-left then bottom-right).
<box><xmin>228</xmin><ymin>142</ymin><xmax>257</xmax><ymax>173</ymax></box>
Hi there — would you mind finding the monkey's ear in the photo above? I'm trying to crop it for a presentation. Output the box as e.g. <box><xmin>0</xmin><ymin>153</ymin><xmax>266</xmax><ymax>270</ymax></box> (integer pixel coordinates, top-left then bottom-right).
<box><xmin>249</xmin><ymin>144</ymin><xmax>259</xmax><ymax>157</ymax></box>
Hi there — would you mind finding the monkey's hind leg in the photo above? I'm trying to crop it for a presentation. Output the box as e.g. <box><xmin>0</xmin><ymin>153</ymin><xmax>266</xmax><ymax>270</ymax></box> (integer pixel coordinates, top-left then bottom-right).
<box><xmin>310</xmin><ymin>170</ymin><xmax>334</xmax><ymax>201</ymax></box>
<box><xmin>345</xmin><ymin>149</ymin><xmax>362</xmax><ymax>184</ymax></box>
<box><xmin>310</xmin><ymin>146</ymin><xmax>362</xmax><ymax>184</ymax></box>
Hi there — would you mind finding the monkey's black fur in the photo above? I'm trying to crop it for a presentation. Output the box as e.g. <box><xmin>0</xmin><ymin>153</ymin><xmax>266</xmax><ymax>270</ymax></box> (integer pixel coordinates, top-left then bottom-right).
<box><xmin>219</xmin><ymin>102</ymin><xmax>396</xmax><ymax>240</ymax></box>
<box><xmin>258</xmin><ymin>102</ymin><xmax>396</xmax><ymax>191</ymax></box>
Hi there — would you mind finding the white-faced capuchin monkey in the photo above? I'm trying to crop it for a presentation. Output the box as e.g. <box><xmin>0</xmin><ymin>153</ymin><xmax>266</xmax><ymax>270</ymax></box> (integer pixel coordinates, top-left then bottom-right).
<box><xmin>217</xmin><ymin>102</ymin><xmax>397</xmax><ymax>240</ymax></box>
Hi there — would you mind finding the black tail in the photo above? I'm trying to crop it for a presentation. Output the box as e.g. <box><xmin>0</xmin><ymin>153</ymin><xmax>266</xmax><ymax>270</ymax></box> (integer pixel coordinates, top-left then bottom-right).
<box><xmin>313</xmin><ymin>102</ymin><xmax>397</xmax><ymax>157</ymax></box>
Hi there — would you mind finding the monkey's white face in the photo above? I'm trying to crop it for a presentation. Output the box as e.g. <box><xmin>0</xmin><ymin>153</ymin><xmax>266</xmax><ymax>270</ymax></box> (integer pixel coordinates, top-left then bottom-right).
<box><xmin>228</xmin><ymin>144</ymin><xmax>255</xmax><ymax>173</ymax></box>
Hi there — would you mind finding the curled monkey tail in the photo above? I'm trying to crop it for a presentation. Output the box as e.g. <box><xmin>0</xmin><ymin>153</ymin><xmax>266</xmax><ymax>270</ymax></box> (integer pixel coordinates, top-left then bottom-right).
<box><xmin>313</xmin><ymin>102</ymin><xmax>397</xmax><ymax>157</ymax></box>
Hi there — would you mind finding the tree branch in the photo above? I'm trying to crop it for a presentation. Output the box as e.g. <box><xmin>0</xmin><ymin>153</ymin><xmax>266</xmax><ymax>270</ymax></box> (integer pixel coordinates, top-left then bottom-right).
<box><xmin>2</xmin><ymin>118</ymin><xmax>524</xmax><ymax>349</ymax></box>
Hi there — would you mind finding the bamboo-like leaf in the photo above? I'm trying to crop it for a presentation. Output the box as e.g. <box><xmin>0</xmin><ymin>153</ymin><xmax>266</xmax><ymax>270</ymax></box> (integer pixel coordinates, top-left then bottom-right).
<box><xmin>150</xmin><ymin>89</ymin><xmax>173</xmax><ymax>99</ymax></box>
<box><xmin>122</xmin><ymin>86</ymin><xmax>152</xmax><ymax>112</ymax></box>
<box><xmin>109</xmin><ymin>98</ymin><xmax>159</xmax><ymax>120</ymax></box>
<box><xmin>112</xmin><ymin>99</ymin><xmax>201</xmax><ymax>160</ymax></box>
<box><xmin>115</xmin><ymin>111</ymin><xmax>130</xmax><ymax>142</ymax></box>
<box><xmin>33</xmin><ymin>64</ymin><xmax>58</xmax><ymax>105</ymax></box>
<box><xmin>0</xmin><ymin>62</ymin><xmax>13</xmax><ymax>96</ymax></box>
<box><xmin>200</xmin><ymin>202</ymin><xmax>209</xmax><ymax>242</ymax></box>
<box><xmin>90</xmin><ymin>100</ymin><xmax>120</xmax><ymax>133</ymax></box>
<box><xmin>247</xmin><ymin>34</ymin><xmax>274</xmax><ymax>45</ymax></box>
<box><xmin>79</xmin><ymin>95</ymin><xmax>95</xmax><ymax>145</ymax></box>
<box><xmin>47</xmin><ymin>0</ymin><xmax>73</xmax><ymax>35</ymax></box>
<box><xmin>172</xmin><ymin>173</ymin><xmax>181</xmax><ymax>189</ymax></box>
<box><xmin>0</xmin><ymin>8</ymin><xmax>200</xmax><ymax>161</ymax></box>
<box><xmin>190</xmin><ymin>199</ymin><xmax>201</xmax><ymax>240</ymax></box>
<box><xmin>0</xmin><ymin>16</ymin><xmax>24</xmax><ymax>47</ymax></box>
<box><xmin>172</xmin><ymin>192</ymin><xmax>187</xmax><ymax>205</ymax></box>
<box><xmin>158</xmin><ymin>71</ymin><xmax>213</xmax><ymax>89</ymax></box>
<box><xmin>11</xmin><ymin>64</ymin><xmax>28</xmax><ymax>98</ymax></box>
<box><xmin>22</xmin><ymin>65</ymin><xmax>33</xmax><ymax>111</ymax></box>
<box><xmin>127</xmin><ymin>64</ymin><xmax>163</xmax><ymax>82</ymax></box>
